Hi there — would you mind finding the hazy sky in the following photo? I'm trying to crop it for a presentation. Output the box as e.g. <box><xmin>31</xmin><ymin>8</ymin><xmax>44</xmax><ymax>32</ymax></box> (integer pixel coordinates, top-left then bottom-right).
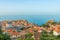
<box><xmin>0</xmin><ymin>0</ymin><xmax>60</xmax><ymax>15</ymax></box>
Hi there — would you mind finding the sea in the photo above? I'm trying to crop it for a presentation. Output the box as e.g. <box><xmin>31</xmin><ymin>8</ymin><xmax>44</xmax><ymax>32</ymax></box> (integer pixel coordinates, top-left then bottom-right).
<box><xmin>0</xmin><ymin>15</ymin><xmax>60</xmax><ymax>26</ymax></box>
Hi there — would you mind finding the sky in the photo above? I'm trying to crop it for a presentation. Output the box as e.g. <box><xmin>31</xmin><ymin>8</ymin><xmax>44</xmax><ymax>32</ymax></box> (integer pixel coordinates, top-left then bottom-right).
<box><xmin>0</xmin><ymin>0</ymin><xmax>60</xmax><ymax>15</ymax></box>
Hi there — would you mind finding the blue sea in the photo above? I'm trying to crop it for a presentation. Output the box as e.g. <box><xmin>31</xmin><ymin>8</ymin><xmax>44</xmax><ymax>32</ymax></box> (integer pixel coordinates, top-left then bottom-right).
<box><xmin>0</xmin><ymin>15</ymin><xmax>60</xmax><ymax>26</ymax></box>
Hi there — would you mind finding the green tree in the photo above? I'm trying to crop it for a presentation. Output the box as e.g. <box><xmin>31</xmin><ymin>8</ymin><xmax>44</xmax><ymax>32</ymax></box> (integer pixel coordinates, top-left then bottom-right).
<box><xmin>0</xmin><ymin>29</ymin><xmax>11</xmax><ymax>40</ymax></box>
<box><xmin>25</xmin><ymin>33</ymin><xmax>33</xmax><ymax>38</ymax></box>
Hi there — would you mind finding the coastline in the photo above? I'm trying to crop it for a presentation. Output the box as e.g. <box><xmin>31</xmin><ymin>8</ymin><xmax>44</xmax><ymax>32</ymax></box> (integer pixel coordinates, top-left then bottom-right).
<box><xmin>0</xmin><ymin>15</ymin><xmax>60</xmax><ymax>26</ymax></box>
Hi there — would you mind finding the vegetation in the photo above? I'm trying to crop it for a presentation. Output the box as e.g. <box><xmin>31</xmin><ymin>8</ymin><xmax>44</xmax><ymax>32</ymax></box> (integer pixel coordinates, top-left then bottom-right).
<box><xmin>0</xmin><ymin>29</ymin><xmax>11</xmax><ymax>40</ymax></box>
<box><xmin>25</xmin><ymin>38</ymin><xmax>34</xmax><ymax>40</ymax></box>
<box><xmin>17</xmin><ymin>33</ymin><xmax>34</xmax><ymax>40</ymax></box>
<box><xmin>25</xmin><ymin>33</ymin><xmax>33</xmax><ymax>38</ymax></box>
<box><xmin>40</xmin><ymin>31</ymin><xmax>60</xmax><ymax>40</ymax></box>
